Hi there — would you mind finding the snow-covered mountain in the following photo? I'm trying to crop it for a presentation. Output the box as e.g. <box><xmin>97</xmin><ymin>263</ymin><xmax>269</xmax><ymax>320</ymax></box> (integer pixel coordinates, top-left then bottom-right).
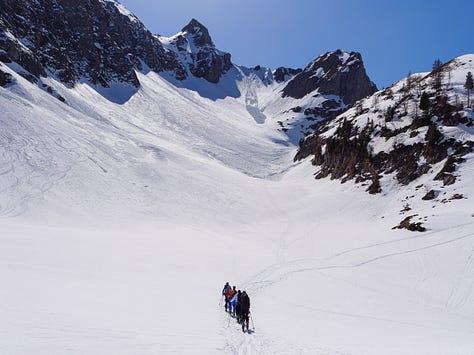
<box><xmin>0</xmin><ymin>1</ymin><xmax>473</xmax><ymax>354</ymax></box>
<box><xmin>0</xmin><ymin>0</ymin><xmax>375</xmax><ymax>125</ymax></box>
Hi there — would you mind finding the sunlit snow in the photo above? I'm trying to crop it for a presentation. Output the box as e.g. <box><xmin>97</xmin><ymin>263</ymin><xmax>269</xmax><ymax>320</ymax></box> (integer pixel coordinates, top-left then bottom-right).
<box><xmin>0</xmin><ymin>54</ymin><xmax>473</xmax><ymax>355</ymax></box>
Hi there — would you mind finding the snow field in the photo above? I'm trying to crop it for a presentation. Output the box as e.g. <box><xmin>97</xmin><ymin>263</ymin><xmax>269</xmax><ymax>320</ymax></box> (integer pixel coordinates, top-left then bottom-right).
<box><xmin>0</xmin><ymin>60</ymin><xmax>473</xmax><ymax>354</ymax></box>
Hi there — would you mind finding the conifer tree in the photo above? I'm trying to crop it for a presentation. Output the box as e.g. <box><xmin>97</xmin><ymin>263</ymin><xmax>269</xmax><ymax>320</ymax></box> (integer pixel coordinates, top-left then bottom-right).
<box><xmin>419</xmin><ymin>92</ymin><xmax>430</xmax><ymax>112</ymax></box>
<box><xmin>465</xmin><ymin>71</ymin><xmax>474</xmax><ymax>108</ymax></box>
<box><xmin>432</xmin><ymin>59</ymin><xmax>443</xmax><ymax>71</ymax></box>
<box><xmin>425</xmin><ymin>124</ymin><xmax>442</xmax><ymax>145</ymax></box>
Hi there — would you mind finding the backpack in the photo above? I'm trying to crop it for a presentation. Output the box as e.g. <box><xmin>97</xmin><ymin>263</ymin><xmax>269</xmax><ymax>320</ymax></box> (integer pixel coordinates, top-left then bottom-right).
<box><xmin>226</xmin><ymin>289</ymin><xmax>236</xmax><ymax>300</ymax></box>
<box><xmin>240</xmin><ymin>293</ymin><xmax>250</xmax><ymax>312</ymax></box>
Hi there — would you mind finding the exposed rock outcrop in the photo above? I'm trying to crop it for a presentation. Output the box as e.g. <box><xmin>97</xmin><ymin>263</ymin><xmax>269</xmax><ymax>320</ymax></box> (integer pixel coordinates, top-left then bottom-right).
<box><xmin>167</xmin><ymin>19</ymin><xmax>233</xmax><ymax>83</ymax></box>
<box><xmin>393</xmin><ymin>215</ymin><xmax>426</xmax><ymax>232</ymax></box>
<box><xmin>282</xmin><ymin>50</ymin><xmax>376</xmax><ymax>105</ymax></box>
<box><xmin>422</xmin><ymin>190</ymin><xmax>436</xmax><ymax>200</ymax></box>
<box><xmin>273</xmin><ymin>67</ymin><xmax>302</xmax><ymax>83</ymax></box>
<box><xmin>0</xmin><ymin>68</ymin><xmax>12</xmax><ymax>86</ymax></box>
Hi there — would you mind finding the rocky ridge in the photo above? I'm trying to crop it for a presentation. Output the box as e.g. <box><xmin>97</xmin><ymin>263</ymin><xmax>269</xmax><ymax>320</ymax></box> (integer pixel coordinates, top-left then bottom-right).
<box><xmin>0</xmin><ymin>0</ymin><xmax>237</xmax><ymax>90</ymax></box>
<box><xmin>0</xmin><ymin>0</ymin><xmax>375</xmax><ymax>109</ymax></box>
<box><xmin>294</xmin><ymin>55</ymin><xmax>474</xmax><ymax>230</ymax></box>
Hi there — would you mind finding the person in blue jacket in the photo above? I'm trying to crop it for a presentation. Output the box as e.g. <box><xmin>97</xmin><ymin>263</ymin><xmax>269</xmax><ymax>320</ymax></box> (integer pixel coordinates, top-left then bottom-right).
<box><xmin>229</xmin><ymin>287</ymin><xmax>238</xmax><ymax>315</ymax></box>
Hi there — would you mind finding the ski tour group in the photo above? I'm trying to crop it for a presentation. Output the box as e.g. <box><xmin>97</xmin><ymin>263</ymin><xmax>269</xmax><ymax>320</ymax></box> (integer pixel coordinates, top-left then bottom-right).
<box><xmin>221</xmin><ymin>282</ymin><xmax>252</xmax><ymax>333</ymax></box>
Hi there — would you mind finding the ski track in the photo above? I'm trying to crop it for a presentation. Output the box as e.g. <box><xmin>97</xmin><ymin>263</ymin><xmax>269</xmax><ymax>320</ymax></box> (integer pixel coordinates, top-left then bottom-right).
<box><xmin>221</xmin><ymin>313</ymin><xmax>340</xmax><ymax>355</ymax></box>
<box><xmin>281</xmin><ymin>299</ymin><xmax>474</xmax><ymax>336</ymax></box>
<box><xmin>244</xmin><ymin>230</ymin><xmax>474</xmax><ymax>296</ymax></box>
<box><xmin>446</xmin><ymin>246</ymin><xmax>474</xmax><ymax>314</ymax></box>
<box><xmin>238</xmin><ymin>224</ymin><xmax>474</xmax><ymax>346</ymax></box>
<box><xmin>0</xmin><ymin>115</ymin><xmax>79</xmax><ymax>217</ymax></box>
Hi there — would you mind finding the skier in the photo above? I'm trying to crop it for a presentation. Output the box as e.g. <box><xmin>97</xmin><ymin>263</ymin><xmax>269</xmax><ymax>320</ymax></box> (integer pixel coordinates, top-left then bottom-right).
<box><xmin>222</xmin><ymin>282</ymin><xmax>231</xmax><ymax>311</ymax></box>
<box><xmin>239</xmin><ymin>291</ymin><xmax>250</xmax><ymax>332</ymax></box>
<box><xmin>229</xmin><ymin>287</ymin><xmax>238</xmax><ymax>316</ymax></box>
<box><xmin>225</xmin><ymin>285</ymin><xmax>236</xmax><ymax>313</ymax></box>
<box><xmin>235</xmin><ymin>290</ymin><xmax>243</xmax><ymax>323</ymax></box>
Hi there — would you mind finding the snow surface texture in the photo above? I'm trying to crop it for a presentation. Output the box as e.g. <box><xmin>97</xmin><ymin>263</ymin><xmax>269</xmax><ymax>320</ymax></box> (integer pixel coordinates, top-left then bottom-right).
<box><xmin>1</xmin><ymin>53</ymin><xmax>474</xmax><ymax>355</ymax></box>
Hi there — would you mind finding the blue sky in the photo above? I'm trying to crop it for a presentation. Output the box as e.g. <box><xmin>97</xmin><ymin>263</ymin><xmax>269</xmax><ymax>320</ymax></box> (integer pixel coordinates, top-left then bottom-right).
<box><xmin>120</xmin><ymin>0</ymin><xmax>473</xmax><ymax>88</ymax></box>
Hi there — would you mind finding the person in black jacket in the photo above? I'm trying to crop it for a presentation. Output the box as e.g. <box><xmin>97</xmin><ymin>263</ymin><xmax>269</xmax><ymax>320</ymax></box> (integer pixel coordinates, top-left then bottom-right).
<box><xmin>235</xmin><ymin>290</ymin><xmax>242</xmax><ymax>323</ymax></box>
<box><xmin>239</xmin><ymin>291</ymin><xmax>250</xmax><ymax>332</ymax></box>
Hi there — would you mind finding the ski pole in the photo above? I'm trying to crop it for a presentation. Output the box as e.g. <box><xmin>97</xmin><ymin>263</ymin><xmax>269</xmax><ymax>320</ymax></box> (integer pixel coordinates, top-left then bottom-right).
<box><xmin>250</xmin><ymin>312</ymin><xmax>255</xmax><ymax>329</ymax></box>
<box><xmin>219</xmin><ymin>295</ymin><xmax>223</xmax><ymax>306</ymax></box>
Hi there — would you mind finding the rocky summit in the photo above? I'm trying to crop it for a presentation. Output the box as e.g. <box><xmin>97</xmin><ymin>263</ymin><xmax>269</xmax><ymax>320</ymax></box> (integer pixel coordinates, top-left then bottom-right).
<box><xmin>159</xmin><ymin>18</ymin><xmax>232</xmax><ymax>84</ymax></box>
<box><xmin>282</xmin><ymin>50</ymin><xmax>377</xmax><ymax>104</ymax></box>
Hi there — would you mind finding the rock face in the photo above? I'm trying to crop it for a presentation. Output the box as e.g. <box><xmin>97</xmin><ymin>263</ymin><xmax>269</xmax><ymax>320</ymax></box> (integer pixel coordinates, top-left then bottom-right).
<box><xmin>160</xmin><ymin>19</ymin><xmax>232</xmax><ymax>84</ymax></box>
<box><xmin>282</xmin><ymin>50</ymin><xmax>376</xmax><ymax>105</ymax></box>
<box><xmin>182</xmin><ymin>19</ymin><xmax>232</xmax><ymax>83</ymax></box>
<box><xmin>273</xmin><ymin>67</ymin><xmax>302</xmax><ymax>83</ymax></box>
<box><xmin>0</xmin><ymin>67</ymin><xmax>12</xmax><ymax>86</ymax></box>
<box><xmin>0</xmin><ymin>1</ymin><xmax>233</xmax><ymax>88</ymax></box>
<box><xmin>272</xmin><ymin>50</ymin><xmax>377</xmax><ymax>140</ymax></box>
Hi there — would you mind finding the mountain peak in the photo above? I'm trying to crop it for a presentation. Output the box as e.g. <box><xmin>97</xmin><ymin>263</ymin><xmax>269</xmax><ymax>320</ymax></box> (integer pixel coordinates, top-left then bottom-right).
<box><xmin>172</xmin><ymin>18</ymin><xmax>232</xmax><ymax>83</ymax></box>
<box><xmin>310</xmin><ymin>50</ymin><xmax>361</xmax><ymax>70</ymax></box>
<box><xmin>181</xmin><ymin>18</ymin><xmax>213</xmax><ymax>47</ymax></box>
<box><xmin>283</xmin><ymin>49</ymin><xmax>376</xmax><ymax>103</ymax></box>
<box><xmin>182</xmin><ymin>18</ymin><xmax>207</xmax><ymax>32</ymax></box>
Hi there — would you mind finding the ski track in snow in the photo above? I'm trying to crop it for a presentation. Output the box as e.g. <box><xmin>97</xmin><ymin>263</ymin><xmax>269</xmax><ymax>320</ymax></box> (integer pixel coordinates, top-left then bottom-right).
<box><xmin>0</xmin><ymin>114</ymin><xmax>77</xmax><ymax>217</ymax></box>
<box><xmin>242</xmin><ymin>225</ymin><xmax>474</xmax><ymax>296</ymax></box>
<box><xmin>445</xmin><ymin>247</ymin><xmax>474</xmax><ymax>313</ymax></box>
<box><xmin>236</xmin><ymin>222</ymin><xmax>474</xmax><ymax>353</ymax></box>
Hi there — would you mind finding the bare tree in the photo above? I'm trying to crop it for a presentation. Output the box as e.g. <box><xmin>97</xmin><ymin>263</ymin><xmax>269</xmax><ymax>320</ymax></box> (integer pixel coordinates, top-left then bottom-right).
<box><xmin>446</xmin><ymin>67</ymin><xmax>452</xmax><ymax>91</ymax></box>
<box><xmin>372</xmin><ymin>95</ymin><xmax>379</xmax><ymax>111</ymax></box>
<box><xmin>432</xmin><ymin>59</ymin><xmax>443</xmax><ymax>92</ymax></box>
<box><xmin>414</xmin><ymin>75</ymin><xmax>423</xmax><ymax>97</ymax></box>
<box><xmin>405</xmin><ymin>70</ymin><xmax>415</xmax><ymax>94</ymax></box>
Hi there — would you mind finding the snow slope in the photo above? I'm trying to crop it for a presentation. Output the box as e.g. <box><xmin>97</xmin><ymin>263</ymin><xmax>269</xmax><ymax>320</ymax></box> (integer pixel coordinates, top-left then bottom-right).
<box><xmin>0</xmin><ymin>55</ymin><xmax>473</xmax><ymax>355</ymax></box>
